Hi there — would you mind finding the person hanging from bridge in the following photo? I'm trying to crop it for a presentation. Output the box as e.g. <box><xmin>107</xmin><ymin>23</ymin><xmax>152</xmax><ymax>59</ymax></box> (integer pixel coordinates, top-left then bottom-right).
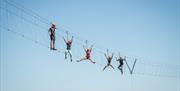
<box><xmin>48</xmin><ymin>23</ymin><xmax>57</xmax><ymax>50</ymax></box>
<box><xmin>103</xmin><ymin>49</ymin><xmax>115</xmax><ymax>71</ymax></box>
<box><xmin>63</xmin><ymin>33</ymin><xmax>73</xmax><ymax>62</ymax></box>
<box><xmin>76</xmin><ymin>44</ymin><xmax>96</xmax><ymax>64</ymax></box>
<box><xmin>116</xmin><ymin>53</ymin><xmax>126</xmax><ymax>75</ymax></box>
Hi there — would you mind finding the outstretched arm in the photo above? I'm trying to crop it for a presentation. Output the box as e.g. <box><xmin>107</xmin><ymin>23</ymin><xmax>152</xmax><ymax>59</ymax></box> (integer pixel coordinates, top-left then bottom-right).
<box><xmin>83</xmin><ymin>45</ymin><xmax>86</xmax><ymax>52</ymax></box>
<box><xmin>90</xmin><ymin>45</ymin><xmax>93</xmax><ymax>51</ymax></box>
<box><xmin>63</xmin><ymin>37</ymin><xmax>67</xmax><ymax>43</ymax></box>
<box><xmin>118</xmin><ymin>52</ymin><xmax>121</xmax><ymax>58</ymax></box>
<box><xmin>71</xmin><ymin>36</ymin><xmax>74</xmax><ymax>43</ymax></box>
<box><xmin>104</xmin><ymin>53</ymin><xmax>108</xmax><ymax>59</ymax></box>
<box><xmin>123</xmin><ymin>56</ymin><xmax>126</xmax><ymax>61</ymax></box>
<box><xmin>111</xmin><ymin>53</ymin><xmax>114</xmax><ymax>59</ymax></box>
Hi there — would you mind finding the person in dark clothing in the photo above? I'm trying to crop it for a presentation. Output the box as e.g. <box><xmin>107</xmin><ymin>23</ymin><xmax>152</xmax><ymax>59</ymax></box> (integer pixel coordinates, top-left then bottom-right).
<box><xmin>48</xmin><ymin>23</ymin><xmax>57</xmax><ymax>50</ymax></box>
<box><xmin>103</xmin><ymin>51</ymin><xmax>115</xmax><ymax>71</ymax></box>
<box><xmin>116</xmin><ymin>53</ymin><xmax>126</xmax><ymax>74</ymax></box>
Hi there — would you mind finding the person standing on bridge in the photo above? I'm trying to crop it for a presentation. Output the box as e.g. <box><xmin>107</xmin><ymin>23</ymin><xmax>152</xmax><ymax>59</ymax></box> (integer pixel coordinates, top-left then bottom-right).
<box><xmin>48</xmin><ymin>23</ymin><xmax>57</xmax><ymax>50</ymax></box>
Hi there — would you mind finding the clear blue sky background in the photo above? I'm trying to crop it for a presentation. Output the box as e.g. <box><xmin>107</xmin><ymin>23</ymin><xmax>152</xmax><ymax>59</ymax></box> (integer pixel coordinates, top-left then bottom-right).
<box><xmin>0</xmin><ymin>0</ymin><xmax>180</xmax><ymax>91</ymax></box>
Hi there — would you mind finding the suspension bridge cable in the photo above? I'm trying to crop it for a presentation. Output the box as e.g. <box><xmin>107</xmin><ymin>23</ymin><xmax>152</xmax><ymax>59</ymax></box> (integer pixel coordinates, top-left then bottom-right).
<box><xmin>1</xmin><ymin>2</ymin><xmax>179</xmax><ymax>72</ymax></box>
<box><xmin>3</xmin><ymin>0</ymin><xmax>145</xmax><ymax>64</ymax></box>
<box><xmin>3</xmin><ymin>0</ymin><xmax>155</xmax><ymax>67</ymax></box>
<box><xmin>0</xmin><ymin>6</ymin><xmax>105</xmax><ymax>66</ymax></box>
<box><xmin>0</xmin><ymin>25</ymin><xmax>63</xmax><ymax>53</ymax></box>
<box><xmin>2</xmin><ymin>3</ymin><xmax>179</xmax><ymax>73</ymax></box>
<box><xmin>1</xmin><ymin>0</ymin><xmax>179</xmax><ymax>78</ymax></box>
<box><xmin>1</xmin><ymin>25</ymin><xmax>179</xmax><ymax>78</ymax></box>
<box><xmin>0</xmin><ymin>5</ymin><xmax>106</xmax><ymax>67</ymax></box>
<box><xmin>4</xmin><ymin>0</ymin><xmax>107</xmax><ymax>54</ymax></box>
<box><xmin>3</xmin><ymin>0</ymin><xmax>178</xmax><ymax>68</ymax></box>
<box><xmin>0</xmin><ymin>6</ymin><xmax>48</xmax><ymax>31</ymax></box>
<box><xmin>0</xmin><ymin>24</ymin><xmax>106</xmax><ymax>68</ymax></box>
<box><xmin>0</xmin><ymin>5</ymin><xmax>106</xmax><ymax>60</ymax></box>
<box><xmin>5</xmin><ymin>0</ymin><xmax>50</xmax><ymax>25</ymax></box>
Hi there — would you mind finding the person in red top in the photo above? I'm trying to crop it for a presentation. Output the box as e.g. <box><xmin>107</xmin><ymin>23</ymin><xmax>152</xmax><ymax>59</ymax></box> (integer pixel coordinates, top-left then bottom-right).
<box><xmin>77</xmin><ymin>45</ymin><xmax>96</xmax><ymax>64</ymax></box>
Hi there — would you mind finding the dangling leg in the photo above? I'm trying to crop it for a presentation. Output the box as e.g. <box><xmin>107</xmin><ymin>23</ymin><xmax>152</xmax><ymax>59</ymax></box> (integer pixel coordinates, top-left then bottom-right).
<box><xmin>77</xmin><ymin>57</ymin><xmax>87</xmax><ymax>62</ymax></box>
<box><xmin>89</xmin><ymin>58</ymin><xmax>96</xmax><ymax>64</ymax></box>
<box><xmin>50</xmin><ymin>40</ymin><xmax>52</xmax><ymax>50</ymax></box>
<box><xmin>118</xmin><ymin>65</ymin><xmax>123</xmax><ymax>74</ymax></box>
<box><xmin>118</xmin><ymin>65</ymin><xmax>121</xmax><ymax>71</ymax></box>
<box><xmin>120</xmin><ymin>66</ymin><xmax>123</xmax><ymax>74</ymax></box>
<box><xmin>65</xmin><ymin>50</ymin><xmax>68</xmax><ymax>59</ymax></box>
<box><xmin>121</xmin><ymin>68</ymin><xmax>123</xmax><ymax>74</ymax></box>
<box><xmin>53</xmin><ymin>40</ymin><xmax>56</xmax><ymax>50</ymax></box>
<box><xmin>50</xmin><ymin>35</ymin><xmax>53</xmax><ymax>50</ymax></box>
<box><xmin>110</xmin><ymin>64</ymin><xmax>115</xmax><ymax>69</ymax></box>
<box><xmin>52</xmin><ymin>35</ymin><xmax>56</xmax><ymax>50</ymax></box>
<box><xmin>68</xmin><ymin>50</ymin><xmax>73</xmax><ymax>62</ymax></box>
<box><xmin>52</xmin><ymin>40</ymin><xmax>54</xmax><ymax>49</ymax></box>
<box><xmin>103</xmin><ymin>65</ymin><xmax>108</xmax><ymax>71</ymax></box>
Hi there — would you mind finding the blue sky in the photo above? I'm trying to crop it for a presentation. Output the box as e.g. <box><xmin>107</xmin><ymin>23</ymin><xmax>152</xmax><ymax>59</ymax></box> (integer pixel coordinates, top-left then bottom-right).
<box><xmin>0</xmin><ymin>0</ymin><xmax>180</xmax><ymax>91</ymax></box>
